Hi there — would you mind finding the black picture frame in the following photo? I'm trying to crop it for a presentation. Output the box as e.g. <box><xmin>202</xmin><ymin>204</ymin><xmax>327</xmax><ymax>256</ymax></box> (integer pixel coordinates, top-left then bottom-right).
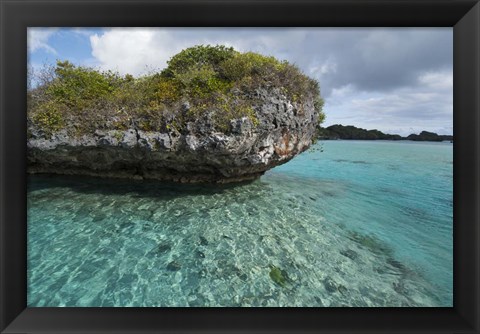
<box><xmin>1</xmin><ymin>0</ymin><xmax>479</xmax><ymax>333</ymax></box>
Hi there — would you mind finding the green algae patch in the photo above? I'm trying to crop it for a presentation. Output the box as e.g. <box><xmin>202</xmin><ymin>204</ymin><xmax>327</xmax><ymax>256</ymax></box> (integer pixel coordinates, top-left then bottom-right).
<box><xmin>269</xmin><ymin>265</ymin><xmax>289</xmax><ymax>287</ymax></box>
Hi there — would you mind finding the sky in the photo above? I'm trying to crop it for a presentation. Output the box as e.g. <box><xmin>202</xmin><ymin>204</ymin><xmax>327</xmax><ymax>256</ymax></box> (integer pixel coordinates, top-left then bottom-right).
<box><xmin>27</xmin><ymin>27</ymin><xmax>453</xmax><ymax>136</ymax></box>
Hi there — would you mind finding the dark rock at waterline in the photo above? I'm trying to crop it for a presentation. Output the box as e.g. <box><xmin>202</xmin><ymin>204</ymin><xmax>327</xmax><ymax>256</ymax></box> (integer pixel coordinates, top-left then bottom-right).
<box><xmin>27</xmin><ymin>88</ymin><xmax>321</xmax><ymax>184</ymax></box>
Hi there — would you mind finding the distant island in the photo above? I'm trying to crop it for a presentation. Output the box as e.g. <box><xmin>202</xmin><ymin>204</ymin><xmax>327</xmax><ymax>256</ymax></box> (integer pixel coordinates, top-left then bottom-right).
<box><xmin>318</xmin><ymin>125</ymin><xmax>453</xmax><ymax>142</ymax></box>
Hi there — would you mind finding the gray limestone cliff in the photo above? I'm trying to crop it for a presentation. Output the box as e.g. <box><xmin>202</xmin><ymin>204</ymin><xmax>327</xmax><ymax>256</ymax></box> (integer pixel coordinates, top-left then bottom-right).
<box><xmin>27</xmin><ymin>87</ymin><xmax>320</xmax><ymax>183</ymax></box>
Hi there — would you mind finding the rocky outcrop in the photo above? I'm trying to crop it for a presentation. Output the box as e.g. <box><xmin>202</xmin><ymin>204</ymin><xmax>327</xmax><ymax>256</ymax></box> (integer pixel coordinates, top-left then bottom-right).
<box><xmin>27</xmin><ymin>88</ymin><xmax>320</xmax><ymax>183</ymax></box>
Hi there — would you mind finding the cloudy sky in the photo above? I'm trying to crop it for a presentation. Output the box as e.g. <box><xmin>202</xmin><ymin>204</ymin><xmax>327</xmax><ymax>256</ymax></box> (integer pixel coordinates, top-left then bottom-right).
<box><xmin>28</xmin><ymin>27</ymin><xmax>453</xmax><ymax>136</ymax></box>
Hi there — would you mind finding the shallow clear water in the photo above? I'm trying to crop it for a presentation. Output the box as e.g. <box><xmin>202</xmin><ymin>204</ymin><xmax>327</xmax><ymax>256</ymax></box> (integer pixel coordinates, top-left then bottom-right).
<box><xmin>27</xmin><ymin>140</ymin><xmax>453</xmax><ymax>307</ymax></box>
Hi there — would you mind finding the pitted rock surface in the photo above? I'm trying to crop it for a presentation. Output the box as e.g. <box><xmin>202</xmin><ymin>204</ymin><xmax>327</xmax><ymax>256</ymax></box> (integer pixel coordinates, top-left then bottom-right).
<box><xmin>27</xmin><ymin>88</ymin><xmax>320</xmax><ymax>183</ymax></box>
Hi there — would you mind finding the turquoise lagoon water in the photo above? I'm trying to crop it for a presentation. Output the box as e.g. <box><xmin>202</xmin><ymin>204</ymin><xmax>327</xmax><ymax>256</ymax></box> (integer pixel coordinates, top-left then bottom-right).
<box><xmin>27</xmin><ymin>140</ymin><xmax>453</xmax><ymax>307</ymax></box>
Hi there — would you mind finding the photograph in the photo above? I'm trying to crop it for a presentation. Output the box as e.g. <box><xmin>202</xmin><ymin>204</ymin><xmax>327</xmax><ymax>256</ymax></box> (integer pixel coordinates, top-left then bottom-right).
<box><xmin>26</xmin><ymin>27</ymin><xmax>453</xmax><ymax>307</ymax></box>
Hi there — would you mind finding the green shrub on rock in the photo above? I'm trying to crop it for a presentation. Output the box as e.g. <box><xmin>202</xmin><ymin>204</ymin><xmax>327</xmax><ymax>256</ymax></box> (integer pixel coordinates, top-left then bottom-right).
<box><xmin>31</xmin><ymin>100</ymin><xmax>65</xmax><ymax>136</ymax></box>
<box><xmin>46</xmin><ymin>60</ymin><xmax>120</xmax><ymax>109</ymax></box>
<box><xmin>220</xmin><ymin>52</ymin><xmax>286</xmax><ymax>81</ymax></box>
<box><xmin>28</xmin><ymin>45</ymin><xmax>325</xmax><ymax>137</ymax></box>
<box><xmin>163</xmin><ymin>44</ymin><xmax>238</xmax><ymax>76</ymax></box>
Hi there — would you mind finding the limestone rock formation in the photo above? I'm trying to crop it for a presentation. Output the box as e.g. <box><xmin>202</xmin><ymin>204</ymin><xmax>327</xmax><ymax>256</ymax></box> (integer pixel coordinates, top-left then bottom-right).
<box><xmin>28</xmin><ymin>87</ymin><xmax>320</xmax><ymax>183</ymax></box>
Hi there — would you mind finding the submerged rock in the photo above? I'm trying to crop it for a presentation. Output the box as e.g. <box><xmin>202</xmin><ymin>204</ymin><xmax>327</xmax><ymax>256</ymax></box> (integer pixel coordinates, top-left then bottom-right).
<box><xmin>166</xmin><ymin>261</ymin><xmax>182</xmax><ymax>271</ymax></box>
<box><xmin>156</xmin><ymin>243</ymin><xmax>172</xmax><ymax>255</ymax></box>
<box><xmin>323</xmin><ymin>277</ymin><xmax>337</xmax><ymax>293</ymax></box>
<box><xmin>199</xmin><ymin>236</ymin><xmax>209</xmax><ymax>246</ymax></box>
<box><xmin>323</xmin><ymin>277</ymin><xmax>347</xmax><ymax>294</ymax></box>
<box><xmin>347</xmin><ymin>231</ymin><xmax>393</xmax><ymax>256</ymax></box>
<box><xmin>27</xmin><ymin>87</ymin><xmax>321</xmax><ymax>183</ymax></box>
<box><xmin>340</xmin><ymin>249</ymin><xmax>359</xmax><ymax>260</ymax></box>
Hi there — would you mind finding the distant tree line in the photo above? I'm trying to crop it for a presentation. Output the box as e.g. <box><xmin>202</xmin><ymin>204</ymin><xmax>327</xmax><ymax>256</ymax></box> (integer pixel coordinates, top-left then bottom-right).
<box><xmin>318</xmin><ymin>125</ymin><xmax>453</xmax><ymax>142</ymax></box>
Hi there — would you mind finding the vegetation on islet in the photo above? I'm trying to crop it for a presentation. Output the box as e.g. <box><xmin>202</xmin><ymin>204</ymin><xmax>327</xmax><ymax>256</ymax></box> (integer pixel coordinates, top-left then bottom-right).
<box><xmin>28</xmin><ymin>45</ymin><xmax>325</xmax><ymax>137</ymax></box>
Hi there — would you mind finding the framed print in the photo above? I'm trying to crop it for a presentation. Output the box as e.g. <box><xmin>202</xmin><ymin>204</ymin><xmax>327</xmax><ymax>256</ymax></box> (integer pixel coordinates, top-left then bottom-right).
<box><xmin>1</xmin><ymin>0</ymin><xmax>479</xmax><ymax>333</ymax></box>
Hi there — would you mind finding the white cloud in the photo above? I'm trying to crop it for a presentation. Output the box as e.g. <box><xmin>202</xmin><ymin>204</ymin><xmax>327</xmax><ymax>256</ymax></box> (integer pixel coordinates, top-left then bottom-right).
<box><xmin>418</xmin><ymin>71</ymin><xmax>453</xmax><ymax>90</ymax></box>
<box><xmin>329</xmin><ymin>84</ymin><xmax>355</xmax><ymax>100</ymax></box>
<box><xmin>86</xmin><ymin>28</ymin><xmax>452</xmax><ymax>135</ymax></box>
<box><xmin>309</xmin><ymin>57</ymin><xmax>338</xmax><ymax>78</ymax></box>
<box><xmin>90</xmin><ymin>28</ymin><xmax>175</xmax><ymax>75</ymax></box>
<box><xmin>27</xmin><ymin>28</ymin><xmax>58</xmax><ymax>54</ymax></box>
<box><xmin>89</xmin><ymin>28</ymin><xmax>310</xmax><ymax>76</ymax></box>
